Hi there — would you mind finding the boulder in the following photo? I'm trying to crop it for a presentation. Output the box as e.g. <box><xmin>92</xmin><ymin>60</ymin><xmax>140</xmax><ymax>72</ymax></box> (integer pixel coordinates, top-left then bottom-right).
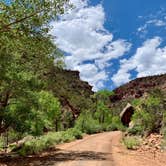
<box><xmin>120</xmin><ymin>103</ymin><xmax>134</xmax><ymax>126</ymax></box>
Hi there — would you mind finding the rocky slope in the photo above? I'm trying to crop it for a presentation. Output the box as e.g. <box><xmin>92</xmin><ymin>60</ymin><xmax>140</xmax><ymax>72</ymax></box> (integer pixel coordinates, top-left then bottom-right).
<box><xmin>110</xmin><ymin>74</ymin><xmax>166</xmax><ymax>103</ymax></box>
<box><xmin>46</xmin><ymin>67</ymin><xmax>94</xmax><ymax>118</ymax></box>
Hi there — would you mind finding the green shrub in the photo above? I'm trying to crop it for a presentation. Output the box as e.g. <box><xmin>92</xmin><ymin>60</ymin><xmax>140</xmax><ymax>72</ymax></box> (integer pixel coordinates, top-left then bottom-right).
<box><xmin>18</xmin><ymin>128</ymin><xmax>83</xmax><ymax>156</ymax></box>
<box><xmin>127</xmin><ymin>125</ymin><xmax>144</xmax><ymax>135</ymax></box>
<box><xmin>19</xmin><ymin>138</ymin><xmax>46</xmax><ymax>156</ymax></box>
<box><xmin>131</xmin><ymin>90</ymin><xmax>166</xmax><ymax>136</ymax></box>
<box><xmin>75</xmin><ymin>111</ymin><xmax>102</xmax><ymax>134</ymax></box>
<box><xmin>132</xmin><ymin>110</ymin><xmax>156</xmax><ymax>135</ymax></box>
<box><xmin>161</xmin><ymin>112</ymin><xmax>166</xmax><ymax>139</ymax></box>
<box><xmin>0</xmin><ymin>137</ymin><xmax>4</xmax><ymax>151</ymax></box>
<box><xmin>41</xmin><ymin>132</ymin><xmax>63</xmax><ymax>146</ymax></box>
<box><xmin>7</xmin><ymin>129</ymin><xmax>27</xmax><ymax>143</ymax></box>
<box><xmin>61</xmin><ymin>131</ymin><xmax>75</xmax><ymax>142</ymax></box>
<box><xmin>101</xmin><ymin>123</ymin><xmax>110</xmax><ymax>131</ymax></box>
<box><xmin>123</xmin><ymin>136</ymin><xmax>141</xmax><ymax>150</ymax></box>
<box><xmin>107</xmin><ymin>116</ymin><xmax>126</xmax><ymax>131</ymax></box>
<box><xmin>161</xmin><ymin>139</ymin><xmax>166</xmax><ymax>151</ymax></box>
<box><xmin>67</xmin><ymin>128</ymin><xmax>83</xmax><ymax>139</ymax></box>
<box><xmin>85</xmin><ymin>123</ymin><xmax>102</xmax><ymax>134</ymax></box>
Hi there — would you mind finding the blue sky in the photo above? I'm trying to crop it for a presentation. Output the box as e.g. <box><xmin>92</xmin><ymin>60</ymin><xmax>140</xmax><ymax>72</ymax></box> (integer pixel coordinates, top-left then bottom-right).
<box><xmin>51</xmin><ymin>0</ymin><xmax>166</xmax><ymax>91</ymax></box>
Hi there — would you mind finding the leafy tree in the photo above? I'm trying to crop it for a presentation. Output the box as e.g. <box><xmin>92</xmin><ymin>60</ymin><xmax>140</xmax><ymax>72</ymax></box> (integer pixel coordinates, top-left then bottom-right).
<box><xmin>61</xmin><ymin>110</ymin><xmax>74</xmax><ymax>130</ymax></box>
<box><xmin>0</xmin><ymin>0</ymin><xmax>69</xmax><ymax>134</ymax></box>
<box><xmin>75</xmin><ymin>110</ymin><xmax>102</xmax><ymax>134</ymax></box>
<box><xmin>95</xmin><ymin>90</ymin><xmax>114</xmax><ymax>105</ymax></box>
<box><xmin>0</xmin><ymin>0</ymin><xmax>68</xmax><ymax>33</ymax></box>
<box><xmin>95</xmin><ymin>101</ymin><xmax>111</xmax><ymax>124</ymax></box>
<box><xmin>131</xmin><ymin>89</ymin><xmax>166</xmax><ymax>135</ymax></box>
<box><xmin>4</xmin><ymin>91</ymin><xmax>61</xmax><ymax>136</ymax></box>
<box><xmin>32</xmin><ymin>91</ymin><xmax>61</xmax><ymax>135</ymax></box>
<box><xmin>92</xmin><ymin>90</ymin><xmax>114</xmax><ymax>125</ymax></box>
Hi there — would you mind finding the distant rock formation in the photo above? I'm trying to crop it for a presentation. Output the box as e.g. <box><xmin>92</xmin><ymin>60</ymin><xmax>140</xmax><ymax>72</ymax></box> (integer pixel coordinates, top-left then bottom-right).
<box><xmin>46</xmin><ymin>67</ymin><xmax>94</xmax><ymax>118</ymax></box>
<box><xmin>110</xmin><ymin>74</ymin><xmax>166</xmax><ymax>102</ymax></box>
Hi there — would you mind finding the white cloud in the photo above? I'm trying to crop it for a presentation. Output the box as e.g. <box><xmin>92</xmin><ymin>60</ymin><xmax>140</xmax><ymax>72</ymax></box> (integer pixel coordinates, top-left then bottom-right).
<box><xmin>137</xmin><ymin>9</ymin><xmax>166</xmax><ymax>38</ymax></box>
<box><xmin>75</xmin><ymin>63</ymin><xmax>108</xmax><ymax>91</ymax></box>
<box><xmin>50</xmin><ymin>0</ymin><xmax>131</xmax><ymax>91</ymax></box>
<box><xmin>137</xmin><ymin>24</ymin><xmax>147</xmax><ymax>33</ymax></box>
<box><xmin>112</xmin><ymin>37</ymin><xmax>166</xmax><ymax>86</ymax></box>
<box><xmin>147</xmin><ymin>19</ymin><xmax>166</xmax><ymax>27</ymax></box>
<box><xmin>137</xmin><ymin>19</ymin><xmax>166</xmax><ymax>37</ymax></box>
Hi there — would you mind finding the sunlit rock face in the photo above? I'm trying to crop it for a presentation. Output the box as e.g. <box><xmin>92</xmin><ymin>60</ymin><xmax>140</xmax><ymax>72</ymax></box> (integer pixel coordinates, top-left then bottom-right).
<box><xmin>120</xmin><ymin>103</ymin><xmax>135</xmax><ymax>127</ymax></box>
<box><xmin>110</xmin><ymin>74</ymin><xmax>166</xmax><ymax>103</ymax></box>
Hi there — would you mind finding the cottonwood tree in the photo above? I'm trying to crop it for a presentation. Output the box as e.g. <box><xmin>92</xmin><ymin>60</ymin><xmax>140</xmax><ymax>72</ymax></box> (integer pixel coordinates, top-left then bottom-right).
<box><xmin>0</xmin><ymin>0</ymin><xmax>69</xmax><ymax>134</ymax></box>
<box><xmin>93</xmin><ymin>90</ymin><xmax>114</xmax><ymax>123</ymax></box>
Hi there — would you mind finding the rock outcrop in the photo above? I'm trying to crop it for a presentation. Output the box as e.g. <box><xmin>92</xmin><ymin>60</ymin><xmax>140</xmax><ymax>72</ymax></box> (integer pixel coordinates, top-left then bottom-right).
<box><xmin>110</xmin><ymin>74</ymin><xmax>166</xmax><ymax>102</ymax></box>
<box><xmin>46</xmin><ymin>67</ymin><xmax>94</xmax><ymax>117</ymax></box>
<box><xmin>120</xmin><ymin>103</ymin><xmax>134</xmax><ymax>126</ymax></box>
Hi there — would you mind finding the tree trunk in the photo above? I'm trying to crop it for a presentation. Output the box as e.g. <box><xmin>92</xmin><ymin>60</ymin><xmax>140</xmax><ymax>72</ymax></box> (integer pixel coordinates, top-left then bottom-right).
<box><xmin>0</xmin><ymin>91</ymin><xmax>11</xmax><ymax>134</ymax></box>
<box><xmin>55</xmin><ymin>119</ymin><xmax>58</xmax><ymax>132</ymax></box>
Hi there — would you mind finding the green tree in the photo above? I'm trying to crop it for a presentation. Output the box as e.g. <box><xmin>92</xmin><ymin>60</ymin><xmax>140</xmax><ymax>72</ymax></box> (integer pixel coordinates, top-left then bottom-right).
<box><xmin>131</xmin><ymin>89</ymin><xmax>166</xmax><ymax>135</ymax></box>
<box><xmin>0</xmin><ymin>0</ymin><xmax>68</xmax><ymax>134</ymax></box>
<box><xmin>4</xmin><ymin>91</ymin><xmax>61</xmax><ymax>136</ymax></box>
<box><xmin>95</xmin><ymin>101</ymin><xmax>111</xmax><ymax>124</ymax></box>
<box><xmin>75</xmin><ymin>110</ymin><xmax>102</xmax><ymax>134</ymax></box>
<box><xmin>95</xmin><ymin>90</ymin><xmax>114</xmax><ymax>105</ymax></box>
<box><xmin>93</xmin><ymin>90</ymin><xmax>114</xmax><ymax>124</ymax></box>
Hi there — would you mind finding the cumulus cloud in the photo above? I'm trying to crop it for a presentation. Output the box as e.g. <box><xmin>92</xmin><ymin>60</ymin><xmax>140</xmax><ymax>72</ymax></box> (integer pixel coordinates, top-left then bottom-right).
<box><xmin>112</xmin><ymin>37</ymin><xmax>166</xmax><ymax>86</ymax></box>
<box><xmin>75</xmin><ymin>63</ymin><xmax>108</xmax><ymax>90</ymax></box>
<box><xmin>50</xmin><ymin>0</ymin><xmax>131</xmax><ymax>91</ymax></box>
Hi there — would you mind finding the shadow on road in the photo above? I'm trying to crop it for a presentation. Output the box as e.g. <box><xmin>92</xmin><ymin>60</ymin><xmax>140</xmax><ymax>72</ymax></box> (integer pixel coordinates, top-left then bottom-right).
<box><xmin>0</xmin><ymin>148</ymin><xmax>111</xmax><ymax>166</ymax></box>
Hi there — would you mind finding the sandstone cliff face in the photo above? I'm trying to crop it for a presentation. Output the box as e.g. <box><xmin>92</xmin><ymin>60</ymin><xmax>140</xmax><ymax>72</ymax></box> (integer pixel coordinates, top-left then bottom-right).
<box><xmin>110</xmin><ymin>74</ymin><xmax>166</xmax><ymax>102</ymax></box>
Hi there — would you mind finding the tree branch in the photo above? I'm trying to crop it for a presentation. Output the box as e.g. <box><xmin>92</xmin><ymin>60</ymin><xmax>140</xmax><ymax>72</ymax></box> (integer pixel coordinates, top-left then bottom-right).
<box><xmin>0</xmin><ymin>7</ymin><xmax>49</xmax><ymax>33</ymax></box>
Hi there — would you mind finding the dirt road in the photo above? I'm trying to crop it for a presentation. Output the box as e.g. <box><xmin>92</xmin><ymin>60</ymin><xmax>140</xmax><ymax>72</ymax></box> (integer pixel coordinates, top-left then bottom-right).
<box><xmin>1</xmin><ymin>131</ymin><xmax>166</xmax><ymax>166</ymax></box>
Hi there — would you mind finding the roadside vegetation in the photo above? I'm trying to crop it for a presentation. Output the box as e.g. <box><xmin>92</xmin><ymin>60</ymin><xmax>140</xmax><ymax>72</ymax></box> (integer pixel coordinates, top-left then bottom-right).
<box><xmin>129</xmin><ymin>89</ymin><xmax>166</xmax><ymax>136</ymax></box>
<box><xmin>123</xmin><ymin>89</ymin><xmax>166</xmax><ymax>150</ymax></box>
<box><xmin>122</xmin><ymin>136</ymin><xmax>141</xmax><ymax>150</ymax></box>
<box><xmin>0</xmin><ymin>89</ymin><xmax>125</xmax><ymax>155</ymax></box>
<box><xmin>16</xmin><ymin>128</ymin><xmax>83</xmax><ymax>156</ymax></box>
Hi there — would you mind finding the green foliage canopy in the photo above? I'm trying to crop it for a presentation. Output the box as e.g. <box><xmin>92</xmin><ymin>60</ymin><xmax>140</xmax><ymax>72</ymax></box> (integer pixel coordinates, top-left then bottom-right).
<box><xmin>0</xmin><ymin>0</ymin><xmax>69</xmax><ymax>134</ymax></box>
<box><xmin>130</xmin><ymin>89</ymin><xmax>166</xmax><ymax>135</ymax></box>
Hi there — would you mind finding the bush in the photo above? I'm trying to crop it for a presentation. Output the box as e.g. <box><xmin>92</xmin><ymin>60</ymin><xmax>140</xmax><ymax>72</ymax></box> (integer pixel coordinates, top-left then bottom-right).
<box><xmin>61</xmin><ymin>131</ymin><xmax>75</xmax><ymax>142</ymax></box>
<box><xmin>0</xmin><ymin>137</ymin><xmax>4</xmax><ymax>151</ymax></box>
<box><xmin>76</xmin><ymin>112</ymin><xmax>126</xmax><ymax>134</ymax></box>
<box><xmin>7</xmin><ymin>129</ymin><xmax>27</xmax><ymax>143</ymax></box>
<box><xmin>161</xmin><ymin>127</ymin><xmax>166</xmax><ymax>139</ymax></box>
<box><xmin>85</xmin><ymin>123</ymin><xmax>102</xmax><ymax>134</ymax></box>
<box><xmin>132</xmin><ymin>110</ymin><xmax>156</xmax><ymax>135</ymax></box>
<box><xmin>18</xmin><ymin>128</ymin><xmax>83</xmax><ymax>156</ymax></box>
<box><xmin>107</xmin><ymin>116</ymin><xmax>126</xmax><ymax>131</ymax></box>
<box><xmin>67</xmin><ymin>128</ymin><xmax>83</xmax><ymax>139</ymax></box>
<box><xmin>19</xmin><ymin>139</ymin><xmax>45</xmax><ymax>156</ymax></box>
<box><xmin>161</xmin><ymin>112</ymin><xmax>166</xmax><ymax>139</ymax></box>
<box><xmin>123</xmin><ymin>136</ymin><xmax>141</xmax><ymax>150</ymax></box>
<box><xmin>161</xmin><ymin>139</ymin><xmax>166</xmax><ymax>151</ymax></box>
<box><xmin>131</xmin><ymin>90</ymin><xmax>166</xmax><ymax>136</ymax></box>
<box><xmin>75</xmin><ymin>111</ymin><xmax>102</xmax><ymax>134</ymax></box>
<box><xmin>127</xmin><ymin>125</ymin><xmax>144</xmax><ymax>135</ymax></box>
